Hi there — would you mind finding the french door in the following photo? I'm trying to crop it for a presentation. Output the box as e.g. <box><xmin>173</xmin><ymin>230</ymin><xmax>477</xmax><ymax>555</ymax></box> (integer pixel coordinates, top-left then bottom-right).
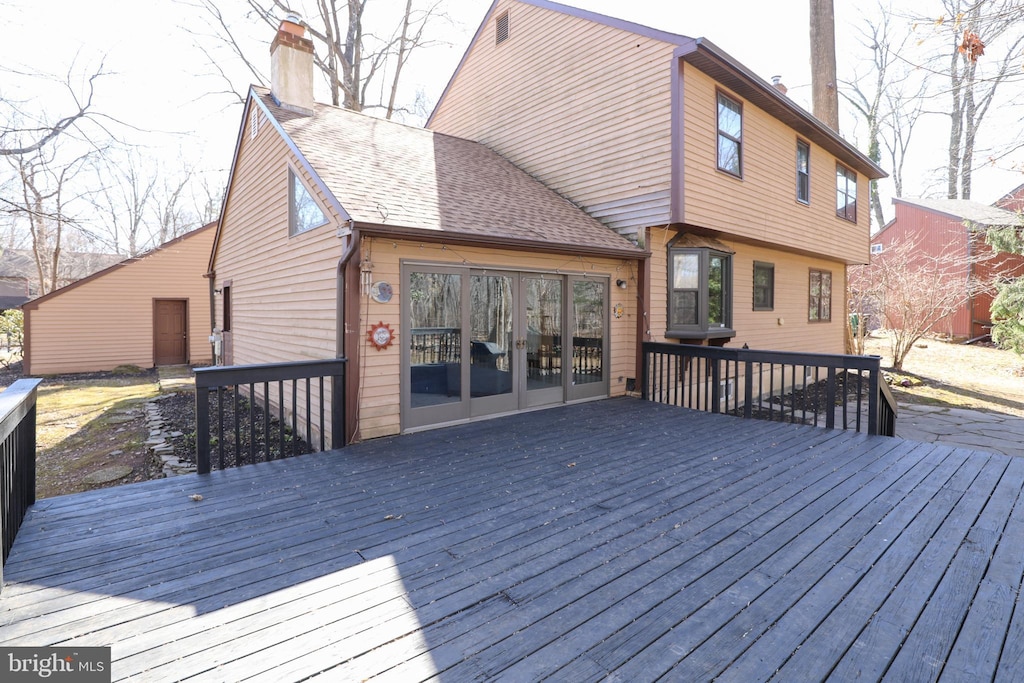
<box><xmin>402</xmin><ymin>265</ymin><xmax>608</xmax><ymax>430</ymax></box>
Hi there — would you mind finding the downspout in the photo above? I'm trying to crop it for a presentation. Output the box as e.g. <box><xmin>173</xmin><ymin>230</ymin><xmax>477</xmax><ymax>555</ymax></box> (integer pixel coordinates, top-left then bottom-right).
<box><xmin>336</xmin><ymin>223</ymin><xmax>359</xmax><ymax>445</ymax></box>
<box><xmin>204</xmin><ymin>271</ymin><xmax>216</xmax><ymax>363</ymax></box>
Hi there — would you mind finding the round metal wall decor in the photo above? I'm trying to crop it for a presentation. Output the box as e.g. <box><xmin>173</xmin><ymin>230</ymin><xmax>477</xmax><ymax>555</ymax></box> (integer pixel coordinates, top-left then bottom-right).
<box><xmin>370</xmin><ymin>281</ymin><xmax>393</xmax><ymax>303</ymax></box>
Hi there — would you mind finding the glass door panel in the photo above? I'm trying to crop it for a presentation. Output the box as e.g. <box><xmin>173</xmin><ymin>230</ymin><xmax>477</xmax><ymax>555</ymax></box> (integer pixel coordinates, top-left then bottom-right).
<box><xmin>523</xmin><ymin>276</ymin><xmax>563</xmax><ymax>407</ymax></box>
<box><xmin>407</xmin><ymin>272</ymin><xmax>463</xmax><ymax>418</ymax></box>
<box><xmin>569</xmin><ymin>277</ymin><xmax>608</xmax><ymax>401</ymax></box>
<box><xmin>469</xmin><ymin>273</ymin><xmax>517</xmax><ymax>415</ymax></box>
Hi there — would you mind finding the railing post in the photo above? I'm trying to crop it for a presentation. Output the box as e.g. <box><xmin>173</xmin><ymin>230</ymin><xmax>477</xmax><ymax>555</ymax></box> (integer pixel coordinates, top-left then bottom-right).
<box><xmin>743</xmin><ymin>358</ymin><xmax>753</xmax><ymax>419</ymax></box>
<box><xmin>641</xmin><ymin>344</ymin><xmax>650</xmax><ymax>400</ymax></box>
<box><xmin>196</xmin><ymin>386</ymin><xmax>211</xmax><ymax>474</ymax></box>
<box><xmin>331</xmin><ymin>370</ymin><xmax>345</xmax><ymax>450</ymax></box>
<box><xmin>867</xmin><ymin>355</ymin><xmax>880</xmax><ymax>436</ymax></box>
<box><xmin>710</xmin><ymin>358</ymin><xmax>721</xmax><ymax>413</ymax></box>
<box><xmin>825</xmin><ymin>367</ymin><xmax>836</xmax><ymax>430</ymax></box>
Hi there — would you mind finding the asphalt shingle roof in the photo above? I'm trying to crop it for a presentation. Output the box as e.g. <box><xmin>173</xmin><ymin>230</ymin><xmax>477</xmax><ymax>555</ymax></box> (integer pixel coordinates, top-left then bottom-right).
<box><xmin>897</xmin><ymin>197</ymin><xmax>1023</xmax><ymax>227</ymax></box>
<box><xmin>255</xmin><ymin>88</ymin><xmax>644</xmax><ymax>257</ymax></box>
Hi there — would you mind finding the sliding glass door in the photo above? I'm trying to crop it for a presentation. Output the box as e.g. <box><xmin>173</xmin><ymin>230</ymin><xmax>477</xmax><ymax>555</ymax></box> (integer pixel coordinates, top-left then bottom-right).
<box><xmin>403</xmin><ymin>265</ymin><xmax>608</xmax><ymax>430</ymax></box>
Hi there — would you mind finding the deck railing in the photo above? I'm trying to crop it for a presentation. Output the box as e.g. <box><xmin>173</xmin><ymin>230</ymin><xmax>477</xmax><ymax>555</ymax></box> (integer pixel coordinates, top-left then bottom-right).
<box><xmin>194</xmin><ymin>358</ymin><xmax>346</xmax><ymax>474</ymax></box>
<box><xmin>1</xmin><ymin>378</ymin><xmax>42</xmax><ymax>581</ymax></box>
<box><xmin>641</xmin><ymin>342</ymin><xmax>897</xmax><ymax>436</ymax></box>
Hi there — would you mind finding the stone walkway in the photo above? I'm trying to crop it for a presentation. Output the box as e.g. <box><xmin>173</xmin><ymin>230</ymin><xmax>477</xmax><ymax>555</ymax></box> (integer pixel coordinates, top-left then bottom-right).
<box><xmin>146</xmin><ymin>365</ymin><xmax>196</xmax><ymax>477</ymax></box>
<box><xmin>896</xmin><ymin>403</ymin><xmax>1024</xmax><ymax>458</ymax></box>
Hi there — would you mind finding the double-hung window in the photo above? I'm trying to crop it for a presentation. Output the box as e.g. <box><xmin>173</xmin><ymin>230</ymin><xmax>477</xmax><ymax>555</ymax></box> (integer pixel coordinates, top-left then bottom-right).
<box><xmin>836</xmin><ymin>164</ymin><xmax>857</xmax><ymax>222</ymax></box>
<box><xmin>796</xmin><ymin>140</ymin><xmax>810</xmax><ymax>203</ymax></box>
<box><xmin>667</xmin><ymin>235</ymin><xmax>734</xmax><ymax>339</ymax></box>
<box><xmin>809</xmin><ymin>269</ymin><xmax>832</xmax><ymax>322</ymax></box>
<box><xmin>717</xmin><ymin>92</ymin><xmax>742</xmax><ymax>177</ymax></box>
<box><xmin>753</xmin><ymin>262</ymin><xmax>774</xmax><ymax>311</ymax></box>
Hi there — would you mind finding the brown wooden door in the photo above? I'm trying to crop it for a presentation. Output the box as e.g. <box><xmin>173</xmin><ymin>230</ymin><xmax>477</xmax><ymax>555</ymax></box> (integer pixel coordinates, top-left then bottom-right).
<box><xmin>154</xmin><ymin>299</ymin><xmax>188</xmax><ymax>365</ymax></box>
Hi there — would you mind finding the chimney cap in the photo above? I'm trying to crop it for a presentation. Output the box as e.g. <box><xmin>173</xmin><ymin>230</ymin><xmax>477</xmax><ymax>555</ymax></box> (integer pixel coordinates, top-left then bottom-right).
<box><xmin>771</xmin><ymin>75</ymin><xmax>788</xmax><ymax>96</ymax></box>
<box><xmin>279</xmin><ymin>13</ymin><xmax>305</xmax><ymax>36</ymax></box>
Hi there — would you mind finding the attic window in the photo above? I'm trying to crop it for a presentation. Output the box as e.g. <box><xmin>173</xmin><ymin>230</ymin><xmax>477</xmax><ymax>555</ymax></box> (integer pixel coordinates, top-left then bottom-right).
<box><xmin>495</xmin><ymin>11</ymin><xmax>510</xmax><ymax>45</ymax></box>
<box><xmin>871</xmin><ymin>243</ymin><xmax>883</xmax><ymax>254</ymax></box>
<box><xmin>250</xmin><ymin>108</ymin><xmax>259</xmax><ymax>140</ymax></box>
<box><xmin>289</xmin><ymin>169</ymin><xmax>328</xmax><ymax>236</ymax></box>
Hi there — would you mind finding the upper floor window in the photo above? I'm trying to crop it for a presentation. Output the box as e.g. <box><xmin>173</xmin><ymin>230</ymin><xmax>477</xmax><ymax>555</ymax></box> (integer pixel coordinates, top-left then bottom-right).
<box><xmin>753</xmin><ymin>261</ymin><xmax>774</xmax><ymax>311</ymax></box>
<box><xmin>290</xmin><ymin>169</ymin><xmax>328</xmax><ymax>236</ymax></box>
<box><xmin>809</xmin><ymin>269</ymin><xmax>832</xmax><ymax>322</ymax></box>
<box><xmin>717</xmin><ymin>92</ymin><xmax>742</xmax><ymax>177</ymax></box>
<box><xmin>797</xmin><ymin>140</ymin><xmax>810</xmax><ymax>204</ymax></box>
<box><xmin>870</xmin><ymin>243</ymin><xmax>884</xmax><ymax>254</ymax></box>
<box><xmin>836</xmin><ymin>164</ymin><xmax>857</xmax><ymax>222</ymax></box>
<box><xmin>667</xmin><ymin>235</ymin><xmax>734</xmax><ymax>339</ymax></box>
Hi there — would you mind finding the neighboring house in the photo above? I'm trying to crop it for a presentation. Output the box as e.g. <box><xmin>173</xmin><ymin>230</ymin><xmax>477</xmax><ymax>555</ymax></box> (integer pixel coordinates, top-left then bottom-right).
<box><xmin>0</xmin><ymin>249</ymin><xmax>122</xmax><ymax>305</ymax></box>
<box><xmin>871</xmin><ymin>197</ymin><xmax>1024</xmax><ymax>339</ymax></box>
<box><xmin>210</xmin><ymin>2</ymin><xmax>883</xmax><ymax>443</ymax></box>
<box><xmin>995</xmin><ymin>183</ymin><xmax>1024</xmax><ymax>213</ymax></box>
<box><xmin>23</xmin><ymin>224</ymin><xmax>215</xmax><ymax>375</ymax></box>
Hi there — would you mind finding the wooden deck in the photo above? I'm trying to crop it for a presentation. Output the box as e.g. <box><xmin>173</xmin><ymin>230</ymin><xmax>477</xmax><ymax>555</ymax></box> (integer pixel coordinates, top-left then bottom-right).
<box><xmin>2</xmin><ymin>398</ymin><xmax>1024</xmax><ymax>681</ymax></box>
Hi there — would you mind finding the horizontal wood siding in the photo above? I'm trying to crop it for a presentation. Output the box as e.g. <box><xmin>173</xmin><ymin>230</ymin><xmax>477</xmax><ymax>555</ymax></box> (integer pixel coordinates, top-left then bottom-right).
<box><xmin>430</xmin><ymin>0</ymin><xmax>675</xmax><ymax>231</ymax></box>
<box><xmin>212</xmin><ymin>104</ymin><xmax>342</xmax><ymax>444</ymax></box>
<box><xmin>682</xmin><ymin>66</ymin><xmax>869</xmax><ymax>265</ymax></box>
<box><xmin>24</xmin><ymin>229</ymin><xmax>214</xmax><ymax>375</ymax></box>
<box><xmin>358</xmin><ymin>236</ymin><xmax>639</xmax><ymax>439</ymax></box>
<box><xmin>648</xmin><ymin>227</ymin><xmax>846</xmax><ymax>354</ymax></box>
<box><xmin>874</xmin><ymin>203</ymin><xmax>971</xmax><ymax>336</ymax></box>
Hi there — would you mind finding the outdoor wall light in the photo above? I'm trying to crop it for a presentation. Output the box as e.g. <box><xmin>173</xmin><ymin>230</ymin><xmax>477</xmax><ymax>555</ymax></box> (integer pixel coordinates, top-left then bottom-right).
<box><xmin>616</xmin><ymin>279</ymin><xmax>627</xmax><ymax>289</ymax></box>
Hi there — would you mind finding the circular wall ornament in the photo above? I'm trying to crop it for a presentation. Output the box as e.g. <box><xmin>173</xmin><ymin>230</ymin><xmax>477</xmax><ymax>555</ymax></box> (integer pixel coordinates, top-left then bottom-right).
<box><xmin>368</xmin><ymin>321</ymin><xmax>395</xmax><ymax>350</ymax></box>
<box><xmin>370</xmin><ymin>281</ymin><xmax>393</xmax><ymax>303</ymax></box>
<box><xmin>613</xmin><ymin>303</ymin><xmax>625</xmax><ymax>319</ymax></box>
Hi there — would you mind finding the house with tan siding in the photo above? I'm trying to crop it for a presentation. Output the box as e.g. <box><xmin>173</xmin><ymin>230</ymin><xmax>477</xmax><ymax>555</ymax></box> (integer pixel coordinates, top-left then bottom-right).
<box><xmin>430</xmin><ymin>0</ymin><xmax>885</xmax><ymax>360</ymax></box>
<box><xmin>210</xmin><ymin>1</ymin><xmax>884</xmax><ymax>443</ymax></box>
<box><xmin>23</xmin><ymin>223</ymin><xmax>215</xmax><ymax>375</ymax></box>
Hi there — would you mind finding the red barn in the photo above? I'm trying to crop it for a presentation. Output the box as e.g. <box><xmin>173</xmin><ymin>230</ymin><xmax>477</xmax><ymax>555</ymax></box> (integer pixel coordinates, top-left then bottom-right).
<box><xmin>871</xmin><ymin>196</ymin><xmax>1024</xmax><ymax>339</ymax></box>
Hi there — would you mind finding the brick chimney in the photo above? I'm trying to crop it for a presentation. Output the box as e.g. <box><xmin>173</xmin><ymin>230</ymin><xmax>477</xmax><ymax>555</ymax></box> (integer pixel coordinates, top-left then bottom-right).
<box><xmin>771</xmin><ymin>75</ymin><xmax>788</xmax><ymax>96</ymax></box>
<box><xmin>270</xmin><ymin>14</ymin><xmax>314</xmax><ymax>115</ymax></box>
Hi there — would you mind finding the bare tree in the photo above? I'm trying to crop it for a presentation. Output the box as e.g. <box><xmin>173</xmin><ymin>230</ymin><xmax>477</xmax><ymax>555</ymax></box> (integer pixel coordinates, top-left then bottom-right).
<box><xmin>0</xmin><ymin>63</ymin><xmax>109</xmax><ymax>156</ymax></box>
<box><xmin>842</xmin><ymin>2</ymin><xmax>929</xmax><ymax>229</ymax></box>
<box><xmin>849</xmin><ymin>235</ymin><xmax>988</xmax><ymax>370</ymax></box>
<box><xmin>182</xmin><ymin>0</ymin><xmax>450</xmax><ymax>118</ymax></box>
<box><xmin>930</xmin><ymin>0</ymin><xmax>1024</xmax><ymax>199</ymax></box>
<box><xmin>6</xmin><ymin>145</ymin><xmax>96</xmax><ymax>295</ymax></box>
<box><xmin>91</xmin><ymin>148</ymin><xmax>159</xmax><ymax>256</ymax></box>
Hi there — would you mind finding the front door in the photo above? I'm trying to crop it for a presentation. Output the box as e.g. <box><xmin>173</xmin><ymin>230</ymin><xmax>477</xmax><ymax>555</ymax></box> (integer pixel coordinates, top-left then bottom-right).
<box><xmin>154</xmin><ymin>299</ymin><xmax>188</xmax><ymax>366</ymax></box>
<box><xmin>403</xmin><ymin>265</ymin><xmax>609</xmax><ymax>430</ymax></box>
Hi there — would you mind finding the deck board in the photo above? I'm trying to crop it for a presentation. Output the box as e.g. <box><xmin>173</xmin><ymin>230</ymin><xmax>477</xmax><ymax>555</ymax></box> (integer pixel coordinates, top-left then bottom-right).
<box><xmin>1</xmin><ymin>397</ymin><xmax>1022</xmax><ymax>682</ymax></box>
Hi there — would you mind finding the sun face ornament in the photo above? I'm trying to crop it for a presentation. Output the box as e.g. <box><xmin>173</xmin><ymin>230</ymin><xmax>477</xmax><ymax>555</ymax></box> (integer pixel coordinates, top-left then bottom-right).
<box><xmin>368</xmin><ymin>321</ymin><xmax>395</xmax><ymax>350</ymax></box>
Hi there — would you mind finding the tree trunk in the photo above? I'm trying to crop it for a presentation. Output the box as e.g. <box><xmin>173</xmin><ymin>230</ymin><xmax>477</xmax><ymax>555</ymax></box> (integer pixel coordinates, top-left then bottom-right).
<box><xmin>810</xmin><ymin>0</ymin><xmax>840</xmax><ymax>130</ymax></box>
<box><xmin>947</xmin><ymin>50</ymin><xmax>962</xmax><ymax>198</ymax></box>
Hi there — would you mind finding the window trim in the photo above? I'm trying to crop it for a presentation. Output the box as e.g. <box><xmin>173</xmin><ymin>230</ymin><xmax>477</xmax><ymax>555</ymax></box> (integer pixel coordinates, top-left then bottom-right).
<box><xmin>753</xmin><ymin>261</ymin><xmax>775</xmax><ymax>311</ymax></box>
<box><xmin>836</xmin><ymin>164</ymin><xmax>857</xmax><ymax>223</ymax></box>
<box><xmin>716</xmin><ymin>90</ymin><xmax>743</xmax><ymax>178</ymax></box>
<box><xmin>796</xmin><ymin>140</ymin><xmax>810</xmax><ymax>204</ymax></box>
<box><xmin>808</xmin><ymin>268</ymin><xmax>833</xmax><ymax>322</ymax></box>
<box><xmin>288</xmin><ymin>167</ymin><xmax>329</xmax><ymax>236</ymax></box>
<box><xmin>666</xmin><ymin>241</ymin><xmax>735</xmax><ymax>339</ymax></box>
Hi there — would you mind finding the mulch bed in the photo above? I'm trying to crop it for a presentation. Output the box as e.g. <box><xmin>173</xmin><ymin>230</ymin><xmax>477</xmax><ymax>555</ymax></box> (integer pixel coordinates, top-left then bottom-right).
<box><xmin>732</xmin><ymin>371</ymin><xmax>873</xmax><ymax>425</ymax></box>
<box><xmin>160</xmin><ymin>387</ymin><xmax>313</xmax><ymax>471</ymax></box>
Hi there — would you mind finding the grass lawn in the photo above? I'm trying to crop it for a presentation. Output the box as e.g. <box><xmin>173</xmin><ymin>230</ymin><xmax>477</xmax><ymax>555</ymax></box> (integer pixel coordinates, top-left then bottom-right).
<box><xmin>863</xmin><ymin>331</ymin><xmax>1024</xmax><ymax>417</ymax></box>
<box><xmin>35</xmin><ymin>372</ymin><xmax>161</xmax><ymax>498</ymax></box>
